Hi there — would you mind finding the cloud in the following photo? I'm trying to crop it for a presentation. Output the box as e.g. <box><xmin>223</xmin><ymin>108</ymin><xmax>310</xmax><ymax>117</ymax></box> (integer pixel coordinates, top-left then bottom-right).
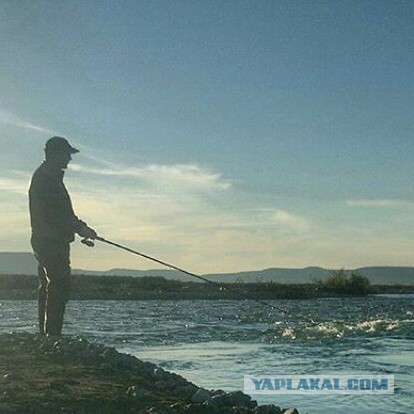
<box><xmin>346</xmin><ymin>199</ymin><xmax>414</xmax><ymax>208</ymax></box>
<box><xmin>0</xmin><ymin>109</ymin><xmax>56</xmax><ymax>135</ymax></box>
<box><xmin>0</xmin><ymin>212</ymin><xmax>29</xmax><ymax>236</ymax></box>
<box><xmin>273</xmin><ymin>209</ymin><xmax>312</xmax><ymax>231</ymax></box>
<box><xmin>2</xmin><ymin>150</ymin><xmax>316</xmax><ymax>272</ymax></box>
<box><xmin>0</xmin><ymin>177</ymin><xmax>29</xmax><ymax>195</ymax></box>
<box><xmin>65</xmin><ymin>163</ymin><xmax>316</xmax><ymax>272</ymax></box>
<box><xmin>69</xmin><ymin>163</ymin><xmax>231</xmax><ymax>191</ymax></box>
<box><xmin>65</xmin><ymin>160</ymin><xmax>233</xmax><ymax>258</ymax></box>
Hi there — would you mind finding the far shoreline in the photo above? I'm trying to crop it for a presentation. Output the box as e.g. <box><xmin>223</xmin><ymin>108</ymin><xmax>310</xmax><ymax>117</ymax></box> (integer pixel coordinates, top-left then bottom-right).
<box><xmin>0</xmin><ymin>274</ymin><xmax>412</xmax><ymax>301</ymax></box>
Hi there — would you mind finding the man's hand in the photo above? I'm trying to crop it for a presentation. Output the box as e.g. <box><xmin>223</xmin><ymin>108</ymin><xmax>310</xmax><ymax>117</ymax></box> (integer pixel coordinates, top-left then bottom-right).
<box><xmin>78</xmin><ymin>225</ymin><xmax>97</xmax><ymax>240</ymax></box>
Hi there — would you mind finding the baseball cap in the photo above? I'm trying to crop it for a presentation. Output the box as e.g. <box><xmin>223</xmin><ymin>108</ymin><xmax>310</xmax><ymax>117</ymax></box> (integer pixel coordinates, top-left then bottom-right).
<box><xmin>45</xmin><ymin>136</ymin><xmax>79</xmax><ymax>154</ymax></box>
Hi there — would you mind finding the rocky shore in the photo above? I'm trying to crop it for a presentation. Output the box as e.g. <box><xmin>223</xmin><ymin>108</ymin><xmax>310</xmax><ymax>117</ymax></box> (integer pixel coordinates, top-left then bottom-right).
<box><xmin>0</xmin><ymin>333</ymin><xmax>299</xmax><ymax>414</ymax></box>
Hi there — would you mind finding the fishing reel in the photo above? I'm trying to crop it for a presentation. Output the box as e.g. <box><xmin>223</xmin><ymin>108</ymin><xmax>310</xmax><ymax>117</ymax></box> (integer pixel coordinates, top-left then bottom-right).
<box><xmin>81</xmin><ymin>238</ymin><xmax>95</xmax><ymax>247</ymax></box>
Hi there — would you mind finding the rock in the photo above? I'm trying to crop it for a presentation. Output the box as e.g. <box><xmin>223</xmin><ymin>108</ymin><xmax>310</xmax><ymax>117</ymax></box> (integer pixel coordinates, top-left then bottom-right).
<box><xmin>210</xmin><ymin>389</ymin><xmax>226</xmax><ymax>396</ymax></box>
<box><xmin>126</xmin><ymin>385</ymin><xmax>151</xmax><ymax>398</ymax></box>
<box><xmin>169</xmin><ymin>402</ymin><xmax>185</xmax><ymax>410</ymax></box>
<box><xmin>254</xmin><ymin>405</ymin><xmax>283</xmax><ymax>414</ymax></box>
<box><xmin>145</xmin><ymin>361</ymin><xmax>158</xmax><ymax>371</ymax></box>
<box><xmin>153</xmin><ymin>367</ymin><xmax>168</xmax><ymax>380</ymax></box>
<box><xmin>184</xmin><ymin>403</ymin><xmax>214</xmax><ymax>414</ymax></box>
<box><xmin>117</xmin><ymin>352</ymin><xmax>137</xmax><ymax>367</ymax></box>
<box><xmin>53</xmin><ymin>340</ymin><xmax>62</xmax><ymax>349</ymax></box>
<box><xmin>283</xmin><ymin>409</ymin><xmax>299</xmax><ymax>414</ymax></box>
<box><xmin>99</xmin><ymin>348</ymin><xmax>127</xmax><ymax>368</ymax></box>
<box><xmin>172</xmin><ymin>384</ymin><xmax>198</xmax><ymax>398</ymax></box>
<box><xmin>102</xmin><ymin>348</ymin><xmax>119</xmax><ymax>360</ymax></box>
<box><xmin>38</xmin><ymin>340</ymin><xmax>51</xmax><ymax>352</ymax></box>
<box><xmin>99</xmin><ymin>362</ymin><xmax>113</xmax><ymax>371</ymax></box>
<box><xmin>210</xmin><ymin>390</ymin><xmax>253</xmax><ymax>408</ymax></box>
<box><xmin>48</xmin><ymin>382</ymin><xmax>70</xmax><ymax>393</ymax></box>
<box><xmin>228</xmin><ymin>390</ymin><xmax>252</xmax><ymax>407</ymax></box>
<box><xmin>191</xmin><ymin>388</ymin><xmax>212</xmax><ymax>403</ymax></box>
<box><xmin>241</xmin><ymin>407</ymin><xmax>258</xmax><ymax>414</ymax></box>
<box><xmin>248</xmin><ymin>400</ymin><xmax>258</xmax><ymax>409</ymax></box>
<box><xmin>3</xmin><ymin>373</ymin><xmax>13</xmax><ymax>382</ymax></box>
<box><xmin>201</xmin><ymin>399</ymin><xmax>220</xmax><ymax>413</ymax></box>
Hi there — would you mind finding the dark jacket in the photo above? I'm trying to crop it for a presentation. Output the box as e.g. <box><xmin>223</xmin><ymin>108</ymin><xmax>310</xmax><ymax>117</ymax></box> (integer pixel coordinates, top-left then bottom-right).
<box><xmin>29</xmin><ymin>161</ymin><xmax>86</xmax><ymax>243</ymax></box>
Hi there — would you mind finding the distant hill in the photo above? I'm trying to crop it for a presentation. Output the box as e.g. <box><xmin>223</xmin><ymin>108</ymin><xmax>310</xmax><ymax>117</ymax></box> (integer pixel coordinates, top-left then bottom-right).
<box><xmin>0</xmin><ymin>253</ymin><xmax>194</xmax><ymax>281</ymax></box>
<box><xmin>0</xmin><ymin>253</ymin><xmax>38</xmax><ymax>275</ymax></box>
<box><xmin>76</xmin><ymin>267</ymin><xmax>189</xmax><ymax>281</ymax></box>
<box><xmin>0</xmin><ymin>252</ymin><xmax>413</xmax><ymax>285</ymax></box>
<box><xmin>203</xmin><ymin>266</ymin><xmax>414</xmax><ymax>285</ymax></box>
<box><xmin>203</xmin><ymin>267</ymin><xmax>332</xmax><ymax>284</ymax></box>
<box><xmin>355</xmin><ymin>267</ymin><xmax>414</xmax><ymax>285</ymax></box>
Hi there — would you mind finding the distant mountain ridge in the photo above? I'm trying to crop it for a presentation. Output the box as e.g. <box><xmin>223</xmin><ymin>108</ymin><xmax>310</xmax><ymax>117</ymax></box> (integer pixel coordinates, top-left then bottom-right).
<box><xmin>0</xmin><ymin>253</ymin><xmax>39</xmax><ymax>275</ymax></box>
<box><xmin>0</xmin><ymin>252</ymin><xmax>413</xmax><ymax>285</ymax></box>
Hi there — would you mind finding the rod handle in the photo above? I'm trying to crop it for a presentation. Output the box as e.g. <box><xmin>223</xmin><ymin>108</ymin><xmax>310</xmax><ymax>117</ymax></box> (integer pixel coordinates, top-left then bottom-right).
<box><xmin>81</xmin><ymin>238</ymin><xmax>95</xmax><ymax>247</ymax></box>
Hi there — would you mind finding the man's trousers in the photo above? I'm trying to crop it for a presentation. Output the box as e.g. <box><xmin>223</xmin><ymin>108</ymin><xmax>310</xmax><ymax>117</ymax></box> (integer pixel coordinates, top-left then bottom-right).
<box><xmin>31</xmin><ymin>239</ymin><xmax>72</xmax><ymax>336</ymax></box>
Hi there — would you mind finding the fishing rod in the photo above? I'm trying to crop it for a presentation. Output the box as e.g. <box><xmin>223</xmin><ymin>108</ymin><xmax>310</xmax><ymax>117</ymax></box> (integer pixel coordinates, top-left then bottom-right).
<box><xmin>81</xmin><ymin>236</ymin><xmax>285</xmax><ymax>313</ymax></box>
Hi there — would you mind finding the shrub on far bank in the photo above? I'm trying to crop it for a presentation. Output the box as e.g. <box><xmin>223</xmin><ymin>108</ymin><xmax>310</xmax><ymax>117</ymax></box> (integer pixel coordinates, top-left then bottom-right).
<box><xmin>318</xmin><ymin>269</ymin><xmax>371</xmax><ymax>295</ymax></box>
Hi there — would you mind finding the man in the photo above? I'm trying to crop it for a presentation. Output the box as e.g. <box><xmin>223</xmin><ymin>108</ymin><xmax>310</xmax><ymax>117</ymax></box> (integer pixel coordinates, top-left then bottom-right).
<box><xmin>29</xmin><ymin>136</ymin><xmax>97</xmax><ymax>337</ymax></box>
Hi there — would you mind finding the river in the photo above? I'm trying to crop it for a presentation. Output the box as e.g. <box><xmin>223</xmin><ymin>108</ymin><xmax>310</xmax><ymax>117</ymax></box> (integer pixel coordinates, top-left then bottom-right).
<box><xmin>1</xmin><ymin>295</ymin><xmax>413</xmax><ymax>413</ymax></box>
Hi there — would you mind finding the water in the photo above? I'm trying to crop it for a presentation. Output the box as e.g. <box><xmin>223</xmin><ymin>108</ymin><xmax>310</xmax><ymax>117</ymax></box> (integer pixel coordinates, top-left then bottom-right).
<box><xmin>0</xmin><ymin>295</ymin><xmax>413</xmax><ymax>413</ymax></box>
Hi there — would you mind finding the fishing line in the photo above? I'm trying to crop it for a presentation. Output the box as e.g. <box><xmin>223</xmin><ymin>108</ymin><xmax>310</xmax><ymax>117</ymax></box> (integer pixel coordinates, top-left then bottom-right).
<box><xmin>82</xmin><ymin>236</ymin><xmax>288</xmax><ymax>315</ymax></box>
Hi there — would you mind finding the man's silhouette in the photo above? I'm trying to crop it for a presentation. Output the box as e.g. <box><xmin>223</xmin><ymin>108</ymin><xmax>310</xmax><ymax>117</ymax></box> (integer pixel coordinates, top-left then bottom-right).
<box><xmin>29</xmin><ymin>136</ymin><xmax>97</xmax><ymax>337</ymax></box>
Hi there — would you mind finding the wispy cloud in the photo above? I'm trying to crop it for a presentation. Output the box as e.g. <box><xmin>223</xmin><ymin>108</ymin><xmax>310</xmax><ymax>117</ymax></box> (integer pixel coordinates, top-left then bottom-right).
<box><xmin>0</xmin><ymin>177</ymin><xmax>29</xmax><ymax>195</ymax></box>
<box><xmin>2</xmin><ymin>141</ymin><xmax>317</xmax><ymax>272</ymax></box>
<box><xmin>61</xmin><ymin>157</ymin><xmax>317</xmax><ymax>271</ymax></box>
<box><xmin>70</xmin><ymin>163</ymin><xmax>231</xmax><ymax>191</ymax></box>
<box><xmin>0</xmin><ymin>109</ymin><xmax>56</xmax><ymax>135</ymax></box>
<box><xmin>273</xmin><ymin>209</ymin><xmax>312</xmax><ymax>231</ymax></box>
<box><xmin>346</xmin><ymin>199</ymin><xmax>414</xmax><ymax>208</ymax></box>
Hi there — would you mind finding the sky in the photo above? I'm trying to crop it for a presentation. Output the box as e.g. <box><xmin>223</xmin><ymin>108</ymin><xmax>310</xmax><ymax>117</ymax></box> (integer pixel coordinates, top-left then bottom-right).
<box><xmin>0</xmin><ymin>0</ymin><xmax>413</xmax><ymax>273</ymax></box>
